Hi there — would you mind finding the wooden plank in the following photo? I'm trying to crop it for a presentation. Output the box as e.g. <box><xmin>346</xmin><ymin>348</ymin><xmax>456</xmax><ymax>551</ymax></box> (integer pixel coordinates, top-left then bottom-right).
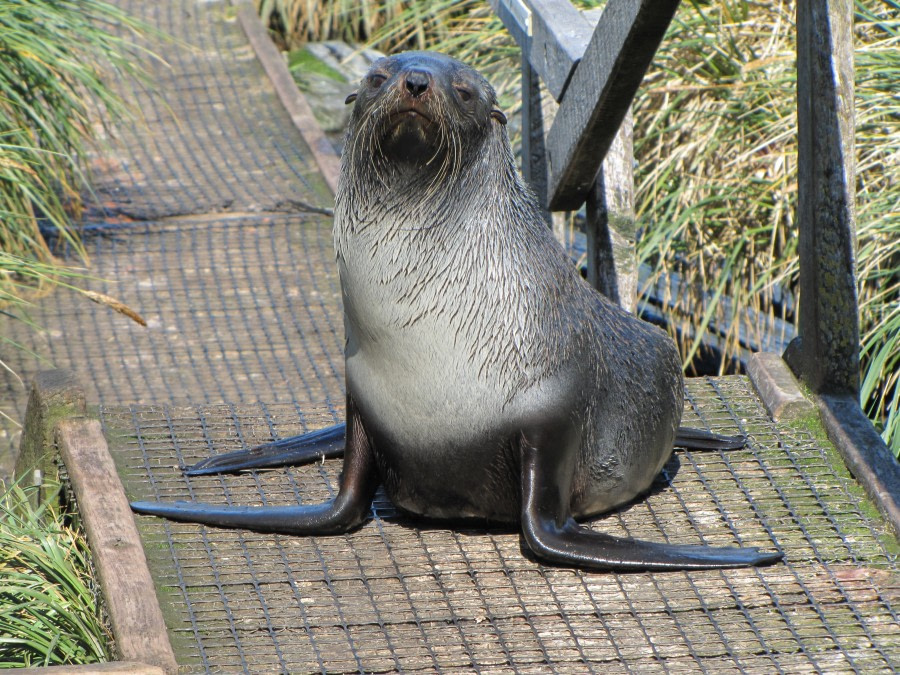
<box><xmin>490</xmin><ymin>0</ymin><xmax>593</xmax><ymax>101</ymax></box>
<box><xmin>520</xmin><ymin>54</ymin><xmax>552</xmax><ymax>226</ymax></box>
<box><xmin>546</xmin><ymin>0</ymin><xmax>680</xmax><ymax>210</ymax></box>
<box><xmin>784</xmin><ymin>0</ymin><xmax>859</xmax><ymax>394</ymax></box>
<box><xmin>235</xmin><ymin>1</ymin><xmax>341</xmax><ymax>196</ymax></box>
<box><xmin>528</xmin><ymin>0</ymin><xmax>595</xmax><ymax>100</ymax></box>
<box><xmin>746</xmin><ymin>352</ymin><xmax>816</xmax><ymax>423</ymax></box>
<box><xmin>490</xmin><ymin>0</ymin><xmax>532</xmax><ymax>51</ymax></box>
<box><xmin>818</xmin><ymin>394</ymin><xmax>900</xmax><ymax>538</ymax></box>
<box><xmin>584</xmin><ymin>110</ymin><xmax>636</xmax><ymax>310</ymax></box>
<box><xmin>56</xmin><ymin>419</ymin><xmax>178</xmax><ymax>674</ymax></box>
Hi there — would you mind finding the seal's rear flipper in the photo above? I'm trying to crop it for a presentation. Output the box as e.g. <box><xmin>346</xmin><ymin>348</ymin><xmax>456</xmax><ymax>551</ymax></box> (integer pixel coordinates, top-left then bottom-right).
<box><xmin>185</xmin><ymin>423</ymin><xmax>346</xmax><ymax>476</ymax></box>
<box><xmin>520</xmin><ymin>438</ymin><xmax>781</xmax><ymax>571</ymax></box>
<box><xmin>676</xmin><ymin>426</ymin><xmax>746</xmax><ymax>451</ymax></box>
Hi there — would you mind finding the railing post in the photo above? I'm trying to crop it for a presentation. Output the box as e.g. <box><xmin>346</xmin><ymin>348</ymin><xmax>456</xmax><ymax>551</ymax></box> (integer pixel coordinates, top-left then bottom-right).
<box><xmin>585</xmin><ymin>110</ymin><xmax>636</xmax><ymax>311</ymax></box>
<box><xmin>784</xmin><ymin>0</ymin><xmax>859</xmax><ymax>395</ymax></box>
<box><xmin>521</xmin><ymin>53</ymin><xmax>553</xmax><ymax>228</ymax></box>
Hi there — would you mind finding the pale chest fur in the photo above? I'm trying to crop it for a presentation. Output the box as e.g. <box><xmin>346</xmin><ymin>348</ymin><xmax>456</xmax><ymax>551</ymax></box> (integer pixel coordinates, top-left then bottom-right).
<box><xmin>333</xmin><ymin>203</ymin><xmax>582</xmax><ymax>452</ymax></box>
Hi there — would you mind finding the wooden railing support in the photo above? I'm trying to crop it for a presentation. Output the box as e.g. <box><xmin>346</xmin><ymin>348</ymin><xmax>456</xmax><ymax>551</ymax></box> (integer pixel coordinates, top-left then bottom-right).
<box><xmin>784</xmin><ymin>0</ymin><xmax>859</xmax><ymax>395</ymax></box>
<box><xmin>585</xmin><ymin>111</ymin><xmax>636</xmax><ymax>311</ymax></box>
<box><xmin>492</xmin><ymin>0</ymin><xmax>670</xmax><ymax>310</ymax></box>
<box><xmin>520</xmin><ymin>53</ymin><xmax>553</xmax><ymax>228</ymax></box>
<box><xmin>544</xmin><ymin>0</ymin><xmax>679</xmax><ymax>211</ymax></box>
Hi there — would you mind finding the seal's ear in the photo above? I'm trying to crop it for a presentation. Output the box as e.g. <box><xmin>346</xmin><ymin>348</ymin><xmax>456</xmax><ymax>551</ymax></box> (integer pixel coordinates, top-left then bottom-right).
<box><xmin>490</xmin><ymin>108</ymin><xmax>507</xmax><ymax>125</ymax></box>
<box><xmin>345</xmin><ymin>92</ymin><xmax>358</xmax><ymax>105</ymax></box>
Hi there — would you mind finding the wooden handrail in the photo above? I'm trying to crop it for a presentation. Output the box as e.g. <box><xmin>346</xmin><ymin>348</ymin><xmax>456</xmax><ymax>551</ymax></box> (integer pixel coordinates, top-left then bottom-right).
<box><xmin>492</xmin><ymin>0</ymin><xmax>678</xmax><ymax>311</ymax></box>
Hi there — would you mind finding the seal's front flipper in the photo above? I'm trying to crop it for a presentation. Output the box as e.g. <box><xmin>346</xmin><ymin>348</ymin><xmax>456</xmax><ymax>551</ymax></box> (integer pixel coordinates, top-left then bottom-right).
<box><xmin>185</xmin><ymin>423</ymin><xmax>346</xmax><ymax>476</ymax></box>
<box><xmin>676</xmin><ymin>426</ymin><xmax>746</xmax><ymax>451</ymax></box>
<box><xmin>519</xmin><ymin>438</ymin><xmax>781</xmax><ymax>572</ymax></box>
<box><xmin>132</xmin><ymin>400</ymin><xmax>375</xmax><ymax>535</ymax></box>
<box><xmin>129</xmin><ymin>498</ymin><xmax>369</xmax><ymax>535</ymax></box>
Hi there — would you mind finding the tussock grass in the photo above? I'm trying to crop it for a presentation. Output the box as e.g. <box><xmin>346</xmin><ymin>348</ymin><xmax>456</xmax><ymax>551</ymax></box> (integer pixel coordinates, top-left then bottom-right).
<box><xmin>0</xmin><ymin>481</ymin><xmax>110</xmax><ymax>667</ymax></box>
<box><xmin>0</xmin><ymin>0</ymin><xmax>148</xmax><ymax>261</ymax></box>
<box><xmin>266</xmin><ymin>0</ymin><xmax>898</xmax><ymax>453</ymax></box>
<box><xmin>632</xmin><ymin>0</ymin><xmax>898</xmax><ymax>454</ymax></box>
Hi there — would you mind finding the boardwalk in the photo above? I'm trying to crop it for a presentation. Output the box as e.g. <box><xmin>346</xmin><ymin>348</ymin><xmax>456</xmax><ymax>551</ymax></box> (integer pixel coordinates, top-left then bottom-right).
<box><xmin>1</xmin><ymin>0</ymin><xmax>897</xmax><ymax>672</ymax></box>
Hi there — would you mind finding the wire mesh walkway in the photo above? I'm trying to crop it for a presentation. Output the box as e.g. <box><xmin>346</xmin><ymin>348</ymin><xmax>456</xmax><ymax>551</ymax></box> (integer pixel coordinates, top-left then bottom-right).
<box><xmin>0</xmin><ymin>0</ymin><xmax>898</xmax><ymax>672</ymax></box>
<box><xmin>0</xmin><ymin>0</ymin><xmax>342</xmax><ymax>437</ymax></box>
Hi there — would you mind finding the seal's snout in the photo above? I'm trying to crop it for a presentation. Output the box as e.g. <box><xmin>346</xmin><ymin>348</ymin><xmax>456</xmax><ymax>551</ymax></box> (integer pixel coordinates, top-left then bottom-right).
<box><xmin>404</xmin><ymin>70</ymin><xmax>430</xmax><ymax>98</ymax></box>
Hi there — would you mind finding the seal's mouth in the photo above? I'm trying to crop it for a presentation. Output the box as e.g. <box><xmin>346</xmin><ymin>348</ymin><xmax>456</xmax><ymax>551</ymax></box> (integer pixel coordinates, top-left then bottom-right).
<box><xmin>375</xmin><ymin>101</ymin><xmax>444</xmax><ymax>165</ymax></box>
<box><xmin>389</xmin><ymin>106</ymin><xmax>433</xmax><ymax>126</ymax></box>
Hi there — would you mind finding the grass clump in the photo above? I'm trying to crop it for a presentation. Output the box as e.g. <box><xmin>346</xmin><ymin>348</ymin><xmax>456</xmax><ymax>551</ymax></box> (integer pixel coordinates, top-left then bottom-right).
<box><xmin>1</xmin><ymin>4</ymin><xmax>152</xmax><ymax>660</ymax></box>
<box><xmin>631</xmin><ymin>0</ymin><xmax>898</xmax><ymax>454</ymax></box>
<box><xmin>0</xmin><ymin>481</ymin><xmax>111</xmax><ymax>667</ymax></box>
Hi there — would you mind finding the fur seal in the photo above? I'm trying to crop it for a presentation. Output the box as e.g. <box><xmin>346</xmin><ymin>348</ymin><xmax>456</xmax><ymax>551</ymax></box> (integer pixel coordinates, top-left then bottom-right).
<box><xmin>132</xmin><ymin>52</ymin><xmax>781</xmax><ymax>571</ymax></box>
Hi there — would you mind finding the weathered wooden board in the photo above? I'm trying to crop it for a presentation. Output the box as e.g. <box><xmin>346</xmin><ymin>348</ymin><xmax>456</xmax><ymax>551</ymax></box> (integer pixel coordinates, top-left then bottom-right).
<box><xmin>546</xmin><ymin>0</ymin><xmax>680</xmax><ymax>210</ymax></box>
<box><xmin>528</xmin><ymin>0</ymin><xmax>595</xmax><ymax>100</ymax></box>
<box><xmin>57</xmin><ymin>418</ymin><xmax>177</xmax><ymax>674</ymax></box>
<box><xmin>746</xmin><ymin>352</ymin><xmax>816</xmax><ymax>423</ymax></box>
<box><xmin>235</xmin><ymin>1</ymin><xmax>341</xmax><ymax>195</ymax></box>
<box><xmin>818</xmin><ymin>394</ymin><xmax>900</xmax><ymax>538</ymax></box>
<box><xmin>520</xmin><ymin>54</ymin><xmax>552</xmax><ymax>227</ymax></box>
<box><xmin>490</xmin><ymin>0</ymin><xmax>594</xmax><ymax>101</ymax></box>
<box><xmin>13</xmin><ymin>370</ymin><xmax>86</xmax><ymax>486</ymax></box>
<box><xmin>19</xmin><ymin>663</ymin><xmax>166</xmax><ymax>675</ymax></box>
<box><xmin>785</xmin><ymin>0</ymin><xmax>859</xmax><ymax>394</ymax></box>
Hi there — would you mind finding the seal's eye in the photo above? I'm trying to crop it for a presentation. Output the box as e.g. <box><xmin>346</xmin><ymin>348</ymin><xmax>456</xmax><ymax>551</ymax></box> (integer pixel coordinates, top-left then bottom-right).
<box><xmin>455</xmin><ymin>87</ymin><xmax>473</xmax><ymax>102</ymax></box>
<box><xmin>369</xmin><ymin>73</ymin><xmax>387</xmax><ymax>88</ymax></box>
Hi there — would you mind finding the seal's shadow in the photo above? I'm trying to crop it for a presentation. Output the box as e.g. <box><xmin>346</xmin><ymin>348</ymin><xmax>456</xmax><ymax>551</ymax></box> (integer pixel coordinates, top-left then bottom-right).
<box><xmin>374</xmin><ymin>452</ymin><xmax>685</xmax><ymax>544</ymax></box>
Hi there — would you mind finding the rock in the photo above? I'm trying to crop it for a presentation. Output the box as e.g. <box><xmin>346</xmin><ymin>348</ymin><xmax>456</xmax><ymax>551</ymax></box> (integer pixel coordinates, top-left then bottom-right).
<box><xmin>288</xmin><ymin>41</ymin><xmax>385</xmax><ymax>153</ymax></box>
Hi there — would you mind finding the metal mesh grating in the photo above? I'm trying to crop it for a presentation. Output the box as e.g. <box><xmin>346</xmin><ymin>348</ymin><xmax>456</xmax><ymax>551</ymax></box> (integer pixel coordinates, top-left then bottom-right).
<box><xmin>104</xmin><ymin>377</ymin><xmax>899</xmax><ymax>673</ymax></box>
<box><xmin>87</xmin><ymin>0</ymin><xmax>331</xmax><ymax>222</ymax></box>
<box><xmin>0</xmin><ymin>216</ymin><xmax>343</xmax><ymax>413</ymax></box>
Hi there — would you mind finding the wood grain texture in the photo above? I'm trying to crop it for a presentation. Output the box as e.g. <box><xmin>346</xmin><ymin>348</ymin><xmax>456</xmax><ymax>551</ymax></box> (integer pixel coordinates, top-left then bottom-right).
<box><xmin>792</xmin><ymin>0</ymin><xmax>859</xmax><ymax>394</ymax></box>
<box><xmin>491</xmin><ymin>0</ymin><xmax>594</xmax><ymax>101</ymax></box>
<box><xmin>818</xmin><ymin>394</ymin><xmax>900</xmax><ymax>539</ymax></box>
<box><xmin>235</xmin><ymin>1</ymin><xmax>341</xmax><ymax>196</ymax></box>
<box><xmin>528</xmin><ymin>0</ymin><xmax>594</xmax><ymax>100</ymax></box>
<box><xmin>585</xmin><ymin>110</ymin><xmax>636</xmax><ymax>310</ymax></box>
<box><xmin>520</xmin><ymin>54</ymin><xmax>552</xmax><ymax>227</ymax></box>
<box><xmin>13</xmin><ymin>370</ymin><xmax>85</xmax><ymax>483</ymax></box>
<box><xmin>746</xmin><ymin>352</ymin><xmax>816</xmax><ymax>422</ymax></box>
<box><xmin>489</xmin><ymin>0</ymin><xmax>532</xmax><ymax>52</ymax></box>
<box><xmin>546</xmin><ymin>0</ymin><xmax>680</xmax><ymax>210</ymax></box>
<box><xmin>56</xmin><ymin>418</ymin><xmax>177</xmax><ymax>674</ymax></box>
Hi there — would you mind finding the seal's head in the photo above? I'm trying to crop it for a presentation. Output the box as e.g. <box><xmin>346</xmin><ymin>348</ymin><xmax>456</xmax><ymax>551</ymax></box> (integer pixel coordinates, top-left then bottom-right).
<box><xmin>343</xmin><ymin>52</ymin><xmax>507</xmax><ymax>178</ymax></box>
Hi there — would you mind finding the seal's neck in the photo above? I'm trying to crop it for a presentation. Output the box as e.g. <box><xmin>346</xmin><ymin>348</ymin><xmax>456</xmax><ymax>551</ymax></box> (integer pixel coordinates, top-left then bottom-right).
<box><xmin>336</xmin><ymin>126</ymin><xmax>522</xmax><ymax>238</ymax></box>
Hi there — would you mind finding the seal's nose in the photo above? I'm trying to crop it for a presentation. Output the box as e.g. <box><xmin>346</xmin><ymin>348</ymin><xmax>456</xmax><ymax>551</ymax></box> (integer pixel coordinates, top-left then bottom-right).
<box><xmin>404</xmin><ymin>70</ymin><xmax>430</xmax><ymax>98</ymax></box>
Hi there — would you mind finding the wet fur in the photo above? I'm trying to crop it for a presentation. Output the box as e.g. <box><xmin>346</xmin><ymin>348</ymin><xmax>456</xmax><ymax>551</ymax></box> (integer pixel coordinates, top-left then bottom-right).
<box><xmin>335</xmin><ymin>52</ymin><xmax>682</xmax><ymax>520</ymax></box>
